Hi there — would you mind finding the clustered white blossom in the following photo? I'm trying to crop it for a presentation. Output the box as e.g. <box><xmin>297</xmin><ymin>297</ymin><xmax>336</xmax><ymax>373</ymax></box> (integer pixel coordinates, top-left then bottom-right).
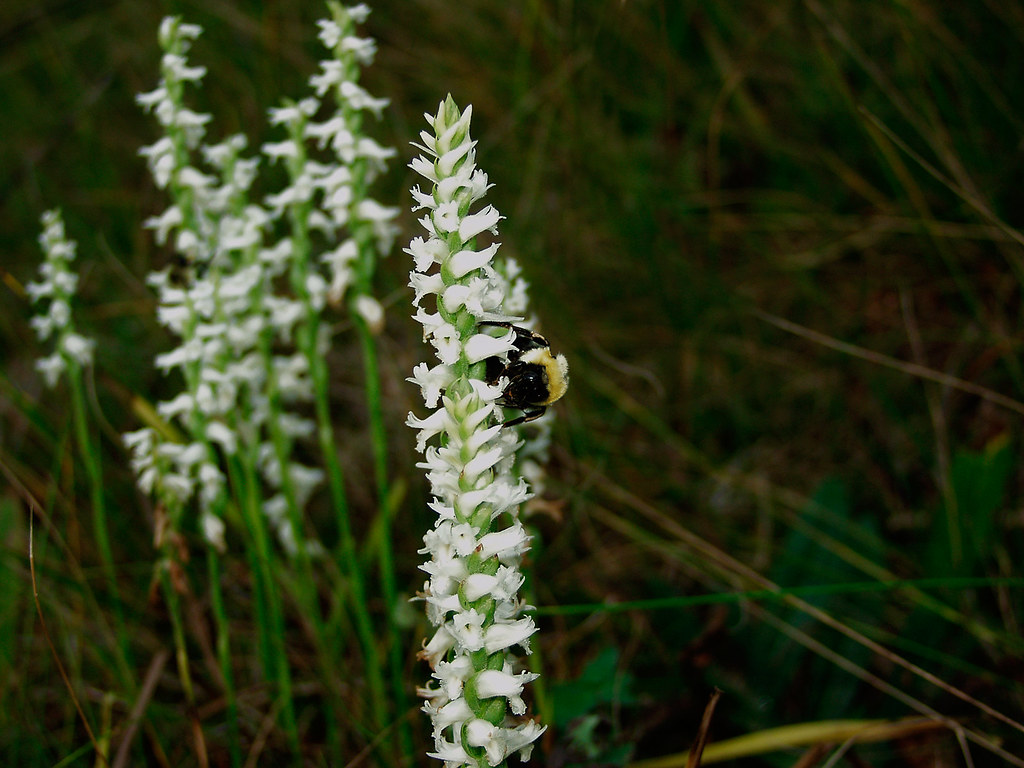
<box><xmin>27</xmin><ymin>210</ymin><xmax>95</xmax><ymax>388</ymax></box>
<box><xmin>264</xmin><ymin>2</ymin><xmax>398</xmax><ymax>320</ymax></box>
<box><xmin>124</xmin><ymin>5</ymin><xmax>395</xmax><ymax>556</ymax></box>
<box><xmin>126</xmin><ymin>16</ymin><xmax>282</xmax><ymax>551</ymax></box>
<box><xmin>407</xmin><ymin>96</ymin><xmax>546</xmax><ymax>767</ymax></box>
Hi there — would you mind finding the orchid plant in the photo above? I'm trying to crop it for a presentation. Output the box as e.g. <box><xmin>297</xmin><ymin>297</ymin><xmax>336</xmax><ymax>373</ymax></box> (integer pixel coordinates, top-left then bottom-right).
<box><xmin>123</xmin><ymin>2</ymin><xmax>402</xmax><ymax>757</ymax></box>
<box><xmin>28</xmin><ymin>6</ymin><xmax>555</xmax><ymax>766</ymax></box>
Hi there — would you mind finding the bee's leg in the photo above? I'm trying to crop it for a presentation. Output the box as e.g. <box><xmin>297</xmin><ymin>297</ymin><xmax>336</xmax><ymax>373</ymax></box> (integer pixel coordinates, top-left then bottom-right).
<box><xmin>501</xmin><ymin>407</ymin><xmax>546</xmax><ymax>428</ymax></box>
<box><xmin>479</xmin><ymin>321</ymin><xmax>549</xmax><ymax>351</ymax></box>
<box><xmin>485</xmin><ymin>356</ymin><xmax>507</xmax><ymax>385</ymax></box>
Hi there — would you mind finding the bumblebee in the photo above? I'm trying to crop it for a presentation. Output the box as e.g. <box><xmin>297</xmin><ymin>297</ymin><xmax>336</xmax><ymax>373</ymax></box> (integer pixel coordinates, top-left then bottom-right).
<box><xmin>479</xmin><ymin>321</ymin><xmax>569</xmax><ymax>427</ymax></box>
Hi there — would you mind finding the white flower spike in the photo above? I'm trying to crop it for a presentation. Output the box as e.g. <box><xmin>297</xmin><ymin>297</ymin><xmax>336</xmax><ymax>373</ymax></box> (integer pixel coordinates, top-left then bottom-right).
<box><xmin>28</xmin><ymin>210</ymin><xmax>95</xmax><ymax>388</ymax></box>
<box><xmin>408</xmin><ymin>96</ymin><xmax>546</xmax><ymax>767</ymax></box>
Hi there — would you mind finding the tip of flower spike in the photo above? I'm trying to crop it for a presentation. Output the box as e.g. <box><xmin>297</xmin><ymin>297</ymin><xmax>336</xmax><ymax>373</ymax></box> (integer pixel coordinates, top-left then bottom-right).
<box><xmin>158</xmin><ymin>16</ymin><xmax>202</xmax><ymax>49</ymax></box>
<box><xmin>442</xmin><ymin>94</ymin><xmax>466</xmax><ymax>125</ymax></box>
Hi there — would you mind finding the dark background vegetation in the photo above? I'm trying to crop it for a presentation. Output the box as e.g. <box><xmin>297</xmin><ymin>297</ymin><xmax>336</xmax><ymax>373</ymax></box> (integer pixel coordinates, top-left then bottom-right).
<box><xmin>2</xmin><ymin>1</ymin><xmax>1023</xmax><ymax>765</ymax></box>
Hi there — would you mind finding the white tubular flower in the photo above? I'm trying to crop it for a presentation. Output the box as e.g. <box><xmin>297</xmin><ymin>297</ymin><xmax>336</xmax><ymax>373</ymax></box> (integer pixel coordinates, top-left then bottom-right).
<box><xmin>200</xmin><ymin>510</ymin><xmax>227</xmax><ymax>553</ymax></box>
<box><xmin>28</xmin><ymin>210</ymin><xmax>95</xmax><ymax>388</ymax></box>
<box><xmin>354</xmin><ymin>294</ymin><xmax>384</xmax><ymax>334</ymax></box>
<box><xmin>409</xmin><ymin>96</ymin><xmax>545</xmax><ymax>767</ymax></box>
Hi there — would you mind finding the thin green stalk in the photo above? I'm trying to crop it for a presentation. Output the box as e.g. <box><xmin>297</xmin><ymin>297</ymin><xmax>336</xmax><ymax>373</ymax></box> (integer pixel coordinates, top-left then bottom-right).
<box><xmin>260</xmin><ymin>348</ymin><xmax>345</xmax><ymax>760</ymax></box>
<box><xmin>260</xmin><ymin>337</ymin><xmax>319</xmax><ymax>599</ymax></box>
<box><xmin>235</xmin><ymin>452</ymin><xmax>299</xmax><ymax>753</ymax></box>
<box><xmin>211</xmin><ymin>143</ymin><xmax>308</xmax><ymax>763</ymax></box>
<box><xmin>341</xmin><ymin>67</ymin><xmax>409</xmax><ymax>745</ymax></box>
<box><xmin>309</xmin><ymin>335</ymin><xmax>389</xmax><ymax>734</ymax></box>
<box><xmin>206</xmin><ymin>548</ymin><xmax>240</xmax><ymax>768</ymax></box>
<box><xmin>221</xmin><ymin>453</ymin><xmax>271</xmax><ymax>681</ymax></box>
<box><xmin>278</xmin><ymin>107</ymin><xmax>390</xmax><ymax>753</ymax></box>
<box><xmin>354</xmin><ymin>315</ymin><xmax>414</xmax><ymax>758</ymax></box>
<box><xmin>66</xmin><ymin>358</ymin><xmax>132</xmax><ymax>674</ymax></box>
<box><xmin>355</xmin><ymin>321</ymin><xmax>389</xmax><ymax>526</ymax></box>
<box><xmin>159</xmin><ymin>558</ymin><xmax>195</xmax><ymax>706</ymax></box>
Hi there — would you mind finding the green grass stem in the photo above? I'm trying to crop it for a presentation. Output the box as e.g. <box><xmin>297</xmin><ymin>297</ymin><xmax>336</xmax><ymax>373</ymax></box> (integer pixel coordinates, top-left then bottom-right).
<box><xmin>66</xmin><ymin>358</ymin><xmax>132</xmax><ymax>675</ymax></box>
<box><xmin>234</xmin><ymin>452</ymin><xmax>300</xmax><ymax>755</ymax></box>
<box><xmin>158</xmin><ymin>558</ymin><xmax>195</xmax><ymax>706</ymax></box>
<box><xmin>354</xmin><ymin>313</ymin><xmax>414</xmax><ymax>758</ymax></box>
<box><xmin>279</xmin><ymin>106</ymin><xmax>392</xmax><ymax>758</ymax></box>
<box><xmin>206</xmin><ymin>548</ymin><xmax>241</xmax><ymax>768</ymax></box>
<box><xmin>310</xmin><ymin>323</ymin><xmax>390</xmax><ymax>741</ymax></box>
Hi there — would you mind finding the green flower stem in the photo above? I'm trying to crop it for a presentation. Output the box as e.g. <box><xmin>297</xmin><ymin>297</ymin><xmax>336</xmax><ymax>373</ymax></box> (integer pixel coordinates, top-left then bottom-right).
<box><xmin>258</xmin><ymin>326</ymin><xmax>318</xmax><ymax>603</ymax></box>
<box><xmin>235</xmin><ymin>452</ymin><xmax>299</xmax><ymax>753</ymax></box>
<box><xmin>353</xmin><ymin>319</ymin><xmax>388</xmax><ymax>529</ymax></box>
<box><xmin>330</xmin><ymin>0</ymin><xmax>411</xmax><ymax>747</ymax></box>
<box><xmin>348</xmin><ymin>131</ymin><xmax>403</xmax><ymax>745</ymax></box>
<box><xmin>279</xmin><ymin>108</ymin><xmax>390</xmax><ymax>745</ymax></box>
<box><xmin>206</xmin><ymin>548</ymin><xmax>240</xmax><ymax>768</ymax></box>
<box><xmin>338</xmin><ymin>52</ymin><xmax>411</xmax><ymax>746</ymax></box>
<box><xmin>354</xmin><ymin>313</ymin><xmax>414</xmax><ymax>759</ymax></box>
<box><xmin>158</xmin><ymin>556</ymin><xmax>195</xmax><ymax>706</ymax></box>
<box><xmin>309</xmin><ymin>305</ymin><xmax>389</xmax><ymax>736</ymax></box>
<box><xmin>66</xmin><ymin>357</ymin><xmax>133</xmax><ymax>676</ymax></box>
<box><xmin>258</xmin><ymin>333</ymin><xmax>345</xmax><ymax>761</ymax></box>
<box><xmin>349</xmin><ymin>186</ymin><xmax>410</xmax><ymax>753</ymax></box>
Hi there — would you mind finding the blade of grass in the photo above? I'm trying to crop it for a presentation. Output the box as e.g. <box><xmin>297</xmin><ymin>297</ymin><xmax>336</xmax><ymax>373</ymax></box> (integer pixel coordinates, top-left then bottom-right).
<box><xmin>629</xmin><ymin>717</ymin><xmax>947</xmax><ymax>768</ymax></box>
<box><xmin>584</xmin><ymin>365</ymin><xmax>1022</xmax><ymax>653</ymax></box>
<box><xmin>585</xmin><ymin>468</ymin><xmax>1024</xmax><ymax>745</ymax></box>
<box><xmin>752</xmin><ymin>308</ymin><xmax>1024</xmax><ymax>418</ymax></box>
